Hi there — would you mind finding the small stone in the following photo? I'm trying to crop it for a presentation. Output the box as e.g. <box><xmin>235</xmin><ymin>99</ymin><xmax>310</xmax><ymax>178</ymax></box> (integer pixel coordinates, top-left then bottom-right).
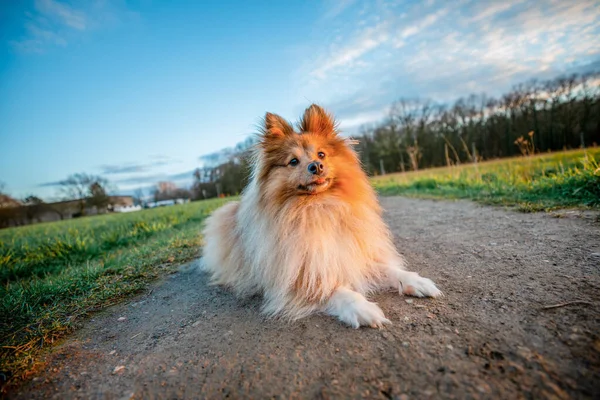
<box><xmin>117</xmin><ymin>317</ymin><xmax>126</xmax><ymax>321</ymax></box>
<box><xmin>569</xmin><ymin>334</ymin><xmax>582</xmax><ymax>342</ymax></box>
<box><xmin>405</xmin><ymin>299</ymin><xmax>414</xmax><ymax>304</ymax></box>
<box><xmin>414</xmin><ymin>304</ymin><xmax>426</xmax><ymax>308</ymax></box>
<box><xmin>192</xmin><ymin>321</ymin><xmax>201</xmax><ymax>327</ymax></box>
<box><xmin>446</xmin><ymin>344</ymin><xmax>454</xmax><ymax>350</ymax></box>
<box><xmin>477</xmin><ymin>382</ymin><xmax>492</xmax><ymax>393</ymax></box>
<box><xmin>427</xmin><ymin>313</ymin><xmax>435</xmax><ymax>319</ymax></box>
<box><xmin>402</xmin><ymin>342</ymin><xmax>410</xmax><ymax>347</ymax></box>
<box><xmin>109</xmin><ymin>350</ymin><xmax>116</xmax><ymax>355</ymax></box>
<box><xmin>113</xmin><ymin>365</ymin><xmax>125</xmax><ymax>374</ymax></box>
<box><xmin>467</xmin><ymin>275</ymin><xmax>472</xmax><ymax>278</ymax></box>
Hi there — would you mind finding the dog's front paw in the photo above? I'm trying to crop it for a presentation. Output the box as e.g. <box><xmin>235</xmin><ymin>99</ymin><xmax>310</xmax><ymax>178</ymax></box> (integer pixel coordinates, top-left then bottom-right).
<box><xmin>400</xmin><ymin>272</ymin><xmax>443</xmax><ymax>298</ymax></box>
<box><xmin>337</xmin><ymin>298</ymin><xmax>391</xmax><ymax>329</ymax></box>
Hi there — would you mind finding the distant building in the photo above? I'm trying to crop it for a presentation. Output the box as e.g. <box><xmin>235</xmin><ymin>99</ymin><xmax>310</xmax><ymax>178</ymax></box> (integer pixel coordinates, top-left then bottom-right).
<box><xmin>106</xmin><ymin>196</ymin><xmax>135</xmax><ymax>211</ymax></box>
<box><xmin>113</xmin><ymin>204</ymin><xmax>143</xmax><ymax>213</ymax></box>
<box><xmin>146</xmin><ymin>198</ymin><xmax>190</xmax><ymax>208</ymax></box>
<box><xmin>0</xmin><ymin>194</ymin><xmax>22</xmax><ymax>208</ymax></box>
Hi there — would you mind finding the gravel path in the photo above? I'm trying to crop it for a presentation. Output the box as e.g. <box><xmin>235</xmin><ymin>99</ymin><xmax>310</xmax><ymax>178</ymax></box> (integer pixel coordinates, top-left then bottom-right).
<box><xmin>10</xmin><ymin>197</ymin><xmax>600</xmax><ymax>399</ymax></box>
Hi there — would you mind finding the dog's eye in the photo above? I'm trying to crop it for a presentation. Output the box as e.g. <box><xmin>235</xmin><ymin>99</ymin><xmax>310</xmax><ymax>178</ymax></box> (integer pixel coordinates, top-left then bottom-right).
<box><xmin>289</xmin><ymin>158</ymin><xmax>299</xmax><ymax>167</ymax></box>
<box><xmin>318</xmin><ymin>152</ymin><xmax>326</xmax><ymax>159</ymax></box>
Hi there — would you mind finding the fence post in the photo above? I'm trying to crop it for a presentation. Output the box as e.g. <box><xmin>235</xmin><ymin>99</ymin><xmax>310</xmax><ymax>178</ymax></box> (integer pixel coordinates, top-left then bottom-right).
<box><xmin>379</xmin><ymin>159</ymin><xmax>386</xmax><ymax>175</ymax></box>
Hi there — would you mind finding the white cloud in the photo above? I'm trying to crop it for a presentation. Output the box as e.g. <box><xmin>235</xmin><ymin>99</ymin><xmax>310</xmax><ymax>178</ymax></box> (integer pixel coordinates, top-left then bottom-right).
<box><xmin>470</xmin><ymin>0</ymin><xmax>524</xmax><ymax>22</ymax></box>
<box><xmin>338</xmin><ymin>108</ymin><xmax>389</xmax><ymax>131</ymax></box>
<box><xmin>309</xmin><ymin>6</ymin><xmax>451</xmax><ymax>81</ymax></box>
<box><xmin>10</xmin><ymin>0</ymin><xmax>137</xmax><ymax>54</ymax></box>
<box><xmin>35</xmin><ymin>0</ymin><xmax>87</xmax><ymax>30</ymax></box>
<box><xmin>297</xmin><ymin>0</ymin><xmax>600</xmax><ymax>121</ymax></box>
<box><xmin>322</xmin><ymin>0</ymin><xmax>357</xmax><ymax>20</ymax></box>
<box><xmin>398</xmin><ymin>8</ymin><xmax>448</xmax><ymax>40</ymax></box>
<box><xmin>311</xmin><ymin>22</ymin><xmax>390</xmax><ymax>79</ymax></box>
<box><xmin>25</xmin><ymin>22</ymin><xmax>67</xmax><ymax>46</ymax></box>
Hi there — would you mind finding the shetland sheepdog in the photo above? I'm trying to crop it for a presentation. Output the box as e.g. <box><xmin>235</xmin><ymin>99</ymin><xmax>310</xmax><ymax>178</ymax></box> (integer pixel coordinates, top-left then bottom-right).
<box><xmin>201</xmin><ymin>104</ymin><xmax>441</xmax><ymax>328</ymax></box>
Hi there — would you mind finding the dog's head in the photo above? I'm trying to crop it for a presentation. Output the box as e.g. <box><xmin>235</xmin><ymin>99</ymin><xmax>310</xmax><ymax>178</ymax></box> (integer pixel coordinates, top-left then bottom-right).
<box><xmin>255</xmin><ymin>104</ymin><xmax>365</xmax><ymax>203</ymax></box>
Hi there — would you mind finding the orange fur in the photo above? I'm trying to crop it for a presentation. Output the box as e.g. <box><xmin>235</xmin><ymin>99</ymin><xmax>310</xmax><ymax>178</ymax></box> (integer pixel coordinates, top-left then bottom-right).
<box><xmin>201</xmin><ymin>104</ymin><xmax>441</xmax><ymax>328</ymax></box>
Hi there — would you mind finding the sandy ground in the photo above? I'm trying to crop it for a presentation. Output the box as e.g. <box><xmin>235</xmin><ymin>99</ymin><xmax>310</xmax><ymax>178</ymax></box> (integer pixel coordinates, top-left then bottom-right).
<box><xmin>8</xmin><ymin>197</ymin><xmax>600</xmax><ymax>400</ymax></box>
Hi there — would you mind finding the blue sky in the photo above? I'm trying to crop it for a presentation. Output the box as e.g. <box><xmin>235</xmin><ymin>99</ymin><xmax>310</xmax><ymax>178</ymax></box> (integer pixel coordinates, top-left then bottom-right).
<box><xmin>1</xmin><ymin>0</ymin><xmax>599</xmax><ymax>200</ymax></box>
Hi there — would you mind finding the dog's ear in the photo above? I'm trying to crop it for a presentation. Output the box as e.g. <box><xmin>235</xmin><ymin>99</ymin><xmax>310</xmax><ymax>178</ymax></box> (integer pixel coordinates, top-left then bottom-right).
<box><xmin>263</xmin><ymin>112</ymin><xmax>294</xmax><ymax>138</ymax></box>
<box><xmin>299</xmin><ymin>104</ymin><xmax>337</xmax><ymax>136</ymax></box>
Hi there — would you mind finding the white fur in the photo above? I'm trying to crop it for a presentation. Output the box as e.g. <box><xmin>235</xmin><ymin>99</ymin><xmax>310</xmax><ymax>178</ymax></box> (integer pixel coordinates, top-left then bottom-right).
<box><xmin>325</xmin><ymin>287</ymin><xmax>391</xmax><ymax>329</ymax></box>
<box><xmin>201</xmin><ymin>138</ymin><xmax>442</xmax><ymax>328</ymax></box>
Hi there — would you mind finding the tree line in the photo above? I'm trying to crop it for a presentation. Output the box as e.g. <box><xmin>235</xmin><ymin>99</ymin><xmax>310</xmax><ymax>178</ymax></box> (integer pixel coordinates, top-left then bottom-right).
<box><xmin>0</xmin><ymin>174</ymin><xmax>114</xmax><ymax>227</ymax></box>
<box><xmin>355</xmin><ymin>72</ymin><xmax>600</xmax><ymax>175</ymax></box>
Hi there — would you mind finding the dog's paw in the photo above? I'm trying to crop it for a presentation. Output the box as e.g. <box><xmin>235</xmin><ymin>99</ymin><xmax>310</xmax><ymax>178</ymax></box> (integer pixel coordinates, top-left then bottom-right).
<box><xmin>400</xmin><ymin>272</ymin><xmax>443</xmax><ymax>298</ymax></box>
<box><xmin>337</xmin><ymin>298</ymin><xmax>391</xmax><ymax>329</ymax></box>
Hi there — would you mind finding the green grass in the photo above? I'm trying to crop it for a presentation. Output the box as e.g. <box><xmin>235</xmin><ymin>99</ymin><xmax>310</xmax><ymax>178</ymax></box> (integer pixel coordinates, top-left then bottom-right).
<box><xmin>0</xmin><ymin>198</ymin><xmax>229</xmax><ymax>389</ymax></box>
<box><xmin>372</xmin><ymin>149</ymin><xmax>600</xmax><ymax>212</ymax></box>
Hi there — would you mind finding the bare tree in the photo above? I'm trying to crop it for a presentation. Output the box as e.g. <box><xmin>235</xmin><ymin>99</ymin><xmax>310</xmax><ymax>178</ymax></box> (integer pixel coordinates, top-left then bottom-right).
<box><xmin>59</xmin><ymin>173</ymin><xmax>110</xmax><ymax>216</ymax></box>
<box><xmin>22</xmin><ymin>195</ymin><xmax>46</xmax><ymax>223</ymax></box>
<box><xmin>88</xmin><ymin>181</ymin><xmax>110</xmax><ymax>212</ymax></box>
<box><xmin>351</xmin><ymin>71</ymin><xmax>600</xmax><ymax>176</ymax></box>
<box><xmin>133</xmin><ymin>188</ymin><xmax>145</xmax><ymax>206</ymax></box>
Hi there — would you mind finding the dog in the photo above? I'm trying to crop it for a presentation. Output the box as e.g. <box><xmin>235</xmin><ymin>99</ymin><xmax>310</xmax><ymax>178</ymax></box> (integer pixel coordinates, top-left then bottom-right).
<box><xmin>201</xmin><ymin>104</ymin><xmax>442</xmax><ymax>328</ymax></box>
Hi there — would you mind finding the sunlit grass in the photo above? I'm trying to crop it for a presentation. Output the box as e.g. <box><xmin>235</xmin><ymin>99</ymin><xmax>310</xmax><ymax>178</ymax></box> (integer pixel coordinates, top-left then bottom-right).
<box><xmin>0</xmin><ymin>198</ymin><xmax>229</xmax><ymax>389</ymax></box>
<box><xmin>372</xmin><ymin>149</ymin><xmax>600</xmax><ymax>212</ymax></box>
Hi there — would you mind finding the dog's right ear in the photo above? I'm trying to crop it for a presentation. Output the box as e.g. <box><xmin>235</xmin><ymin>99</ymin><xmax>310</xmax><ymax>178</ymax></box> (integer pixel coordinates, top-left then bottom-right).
<box><xmin>262</xmin><ymin>112</ymin><xmax>294</xmax><ymax>139</ymax></box>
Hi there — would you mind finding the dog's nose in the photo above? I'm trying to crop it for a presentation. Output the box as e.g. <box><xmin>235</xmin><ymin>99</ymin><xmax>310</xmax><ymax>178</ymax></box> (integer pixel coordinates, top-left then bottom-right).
<box><xmin>307</xmin><ymin>161</ymin><xmax>324</xmax><ymax>175</ymax></box>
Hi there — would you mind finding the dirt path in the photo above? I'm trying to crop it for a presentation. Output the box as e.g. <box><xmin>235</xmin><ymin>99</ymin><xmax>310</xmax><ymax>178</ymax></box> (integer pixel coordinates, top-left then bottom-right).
<box><xmin>9</xmin><ymin>197</ymin><xmax>600</xmax><ymax>399</ymax></box>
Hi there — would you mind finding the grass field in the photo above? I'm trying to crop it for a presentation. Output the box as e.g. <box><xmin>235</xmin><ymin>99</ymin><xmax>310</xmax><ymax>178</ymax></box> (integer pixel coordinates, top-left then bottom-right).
<box><xmin>373</xmin><ymin>148</ymin><xmax>600</xmax><ymax>212</ymax></box>
<box><xmin>1</xmin><ymin>149</ymin><xmax>599</xmax><ymax>388</ymax></box>
<box><xmin>0</xmin><ymin>198</ymin><xmax>229</xmax><ymax>386</ymax></box>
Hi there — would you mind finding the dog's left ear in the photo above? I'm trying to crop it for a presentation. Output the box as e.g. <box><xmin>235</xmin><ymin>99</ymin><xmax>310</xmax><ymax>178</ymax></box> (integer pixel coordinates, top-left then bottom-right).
<box><xmin>299</xmin><ymin>104</ymin><xmax>338</xmax><ymax>136</ymax></box>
